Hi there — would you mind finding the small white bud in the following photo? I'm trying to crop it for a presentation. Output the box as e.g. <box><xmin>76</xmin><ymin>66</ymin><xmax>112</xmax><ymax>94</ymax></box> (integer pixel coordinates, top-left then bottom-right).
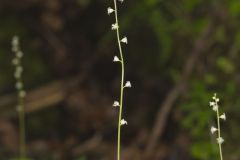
<box><xmin>111</xmin><ymin>23</ymin><xmax>119</xmax><ymax>30</ymax></box>
<box><xmin>124</xmin><ymin>81</ymin><xmax>131</xmax><ymax>88</ymax></box>
<box><xmin>210</xmin><ymin>126</ymin><xmax>218</xmax><ymax>134</ymax></box>
<box><xmin>113</xmin><ymin>56</ymin><xmax>120</xmax><ymax>62</ymax></box>
<box><xmin>219</xmin><ymin>113</ymin><xmax>226</xmax><ymax>121</ymax></box>
<box><xmin>113</xmin><ymin>101</ymin><xmax>120</xmax><ymax>107</ymax></box>
<box><xmin>121</xmin><ymin>37</ymin><xmax>128</xmax><ymax>44</ymax></box>
<box><xmin>120</xmin><ymin>119</ymin><xmax>128</xmax><ymax>125</ymax></box>
<box><xmin>118</xmin><ymin>0</ymin><xmax>124</xmax><ymax>3</ymax></box>
<box><xmin>217</xmin><ymin>137</ymin><xmax>224</xmax><ymax>144</ymax></box>
<box><xmin>107</xmin><ymin>7</ymin><xmax>114</xmax><ymax>15</ymax></box>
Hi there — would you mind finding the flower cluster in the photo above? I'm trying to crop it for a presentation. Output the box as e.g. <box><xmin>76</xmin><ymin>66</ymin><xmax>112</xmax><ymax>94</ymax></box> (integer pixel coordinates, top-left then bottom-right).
<box><xmin>209</xmin><ymin>93</ymin><xmax>226</xmax><ymax>160</ymax></box>
<box><xmin>12</xmin><ymin>36</ymin><xmax>26</xmax><ymax>105</ymax></box>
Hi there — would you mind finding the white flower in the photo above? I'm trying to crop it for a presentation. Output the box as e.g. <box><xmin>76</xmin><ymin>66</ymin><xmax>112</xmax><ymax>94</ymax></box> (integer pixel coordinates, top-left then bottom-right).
<box><xmin>209</xmin><ymin>101</ymin><xmax>215</xmax><ymax>106</ymax></box>
<box><xmin>16</xmin><ymin>51</ymin><xmax>23</xmax><ymax>58</ymax></box>
<box><xmin>120</xmin><ymin>119</ymin><xmax>128</xmax><ymax>125</ymax></box>
<box><xmin>19</xmin><ymin>90</ymin><xmax>26</xmax><ymax>98</ymax></box>
<box><xmin>210</xmin><ymin>126</ymin><xmax>218</xmax><ymax>134</ymax></box>
<box><xmin>212</xmin><ymin>105</ymin><xmax>218</xmax><ymax>112</ymax></box>
<box><xmin>16</xmin><ymin>66</ymin><xmax>23</xmax><ymax>73</ymax></box>
<box><xmin>118</xmin><ymin>0</ymin><xmax>124</xmax><ymax>3</ymax></box>
<box><xmin>12</xmin><ymin>36</ymin><xmax>19</xmax><ymax>52</ymax></box>
<box><xmin>219</xmin><ymin>113</ymin><xmax>226</xmax><ymax>121</ymax></box>
<box><xmin>113</xmin><ymin>101</ymin><xmax>120</xmax><ymax>107</ymax></box>
<box><xmin>107</xmin><ymin>7</ymin><xmax>114</xmax><ymax>15</ymax></box>
<box><xmin>217</xmin><ymin>137</ymin><xmax>224</xmax><ymax>144</ymax></box>
<box><xmin>124</xmin><ymin>81</ymin><xmax>131</xmax><ymax>88</ymax></box>
<box><xmin>113</xmin><ymin>56</ymin><xmax>120</xmax><ymax>62</ymax></box>
<box><xmin>12</xmin><ymin>58</ymin><xmax>19</xmax><ymax>65</ymax></box>
<box><xmin>16</xmin><ymin>82</ymin><xmax>23</xmax><ymax>90</ymax></box>
<box><xmin>121</xmin><ymin>37</ymin><xmax>128</xmax><ymax>44</ymax></box>
<box><xmin>111</xmin><ymin>23</ymin><xmax>119</xmax><ymax>30</ymax></box>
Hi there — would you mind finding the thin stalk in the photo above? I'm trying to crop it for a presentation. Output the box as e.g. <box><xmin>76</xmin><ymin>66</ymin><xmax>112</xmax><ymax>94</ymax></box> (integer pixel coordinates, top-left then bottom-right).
<box><xmin>216</xmin><ymin>107</ymin><xmax>223</xmax><ymax>160</ymax></box>
<box><xmin>18</xmin><ymin>92</ymin><xmax>26</xmax><ymax>158</ymax></box>
<box><xmin>113</xmin><ymin>0</ymin><xmax>125</xmax><ymax>160</ymax></box>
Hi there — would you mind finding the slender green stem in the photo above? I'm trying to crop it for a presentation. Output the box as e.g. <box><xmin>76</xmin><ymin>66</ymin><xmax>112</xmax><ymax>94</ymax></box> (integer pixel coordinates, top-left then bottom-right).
<box><xmin>216</xmin><ymin>106</ymin><xmax>223</xmax><ymax>160</ymax></box>
<box><xmin>18</xmin><ymin>93</ymin><xmax>26</xmax><ymax>158</ymax></box>
<box><xmin>113</xmin><ymin>0</ymin><xmax>125</xmax><ymax>160</ymax></box>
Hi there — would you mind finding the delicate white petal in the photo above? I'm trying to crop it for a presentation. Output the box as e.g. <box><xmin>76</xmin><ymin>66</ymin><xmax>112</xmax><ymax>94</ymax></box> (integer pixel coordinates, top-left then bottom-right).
<box><xmin>124</xmin><ymin>81</ymin><xmax>131</xmax><ymax>88</ymax></box>
<box><xmin>118</xmin><ymin>0</ymin><xmax>124</xmax><ymax>3</ymax></box>
<box><xmin>113</xmin><ymin>101</ymin><xmax>120</xmax><ymax>107</ymax></box>
<box><xmin>120</xmin><ymin>119</ymin><xmax>128</xmax><ymax>125</ymax></box>
<box><xmin>210</xmin><ymin>126</ymin><xmax>218</xmax><ymax>134</ymax></box>
<box><xmin>107</xmin><ymin>7</ymin><xmax>114</xmax><ymax>15</ymax></box>
<box><xmin>113</xmin><ymin>56</ymin><xmax>120</xmax><ymax>62</ymax></box>
<box><xmin>217</xmin><ymin>137</ymin><xmax>224</xmax><ymax>144</ymax></box>
<box><xmin>121</xmin><ymin>37</ymin><xmax>128</xmax><ymax>44</ymax></box>
<box><xmin>219</xmin><ymin>113</ymin><xmax>226</xmax><ymax>121</ymax></box>
<box><xmin>111</xmin><ymin>23</ymin><xmax>119</xmax><ymax>30</ymax></box>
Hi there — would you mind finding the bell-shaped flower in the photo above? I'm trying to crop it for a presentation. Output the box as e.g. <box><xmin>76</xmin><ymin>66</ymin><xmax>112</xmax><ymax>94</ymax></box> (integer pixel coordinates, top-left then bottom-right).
<box><xmin>210</xmin><ymin>126</ymin><xmax>218</xmax><ymax>134</ymax></box>
<box><xmin>219</xmin><ymin>113</ymin><xmax>226</xmax><ymax>121</ymax></box>
<box><xmin>120</xmin><ymin>119</ymin><xmax>128</xmax><ymax>125</ymax></box>
<box><xmin>217</xmin><ymin>137</ymin><xmax>224</xmax><ymax>144</ymax></box>
<box><xmin>113</xmin><ymin>101</ymin><xmax>120</xmax><ymax>107</ymax></box>
<box><xmin>212</xmin><ymin>105</ymin><xmax>218</xmax><ymax>112</ymax></box>
<box><xmin>124</xmin><ymin>81</ymin><xmax>131</xmax><ymax>88</ymax></box>
<box><xmin>121</xmin><ymin>37</ymin><xmax>128</xmax><ymax>44</ymax></box>
<box><xmin>113</xmin><ymin>56</ymin><xmax>120</xmax><ymax>62</ymax></box>
<box><xmin>107</xmin><ymin>7</ymin><xmax>114</xmax><ymax>15</ymax></box>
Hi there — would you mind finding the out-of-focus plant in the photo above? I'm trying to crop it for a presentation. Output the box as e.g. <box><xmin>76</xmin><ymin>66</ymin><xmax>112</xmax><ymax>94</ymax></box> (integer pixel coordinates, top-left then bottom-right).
<box><xmin>11</xmin><ymin>36</ymin><xmax>30</xmax><ymax>160</ymax></box>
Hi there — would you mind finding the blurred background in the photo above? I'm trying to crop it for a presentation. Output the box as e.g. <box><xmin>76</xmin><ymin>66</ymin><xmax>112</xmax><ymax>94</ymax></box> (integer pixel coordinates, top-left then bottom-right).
<box><xmin>0</xmin><ymin>0</ymin><xmax>240</xmax><ymax>159</ymax></box>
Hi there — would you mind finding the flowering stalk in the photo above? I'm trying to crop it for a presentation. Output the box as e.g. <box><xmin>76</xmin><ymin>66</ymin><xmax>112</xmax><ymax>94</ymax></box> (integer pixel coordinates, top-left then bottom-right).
<box><xmin>108</xmin><ymin>1</ymin><xmax>130</xmax><ymax>160</ymax></box>
<box><xmin>209</xmin><ymin>93</ymin><xmax>226</xmax><ymax>160</ymax></box>
<box><xmin>12</xmin><ymin>36</ymin><xmax>27</xmax><ymax>159</ymax></box>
